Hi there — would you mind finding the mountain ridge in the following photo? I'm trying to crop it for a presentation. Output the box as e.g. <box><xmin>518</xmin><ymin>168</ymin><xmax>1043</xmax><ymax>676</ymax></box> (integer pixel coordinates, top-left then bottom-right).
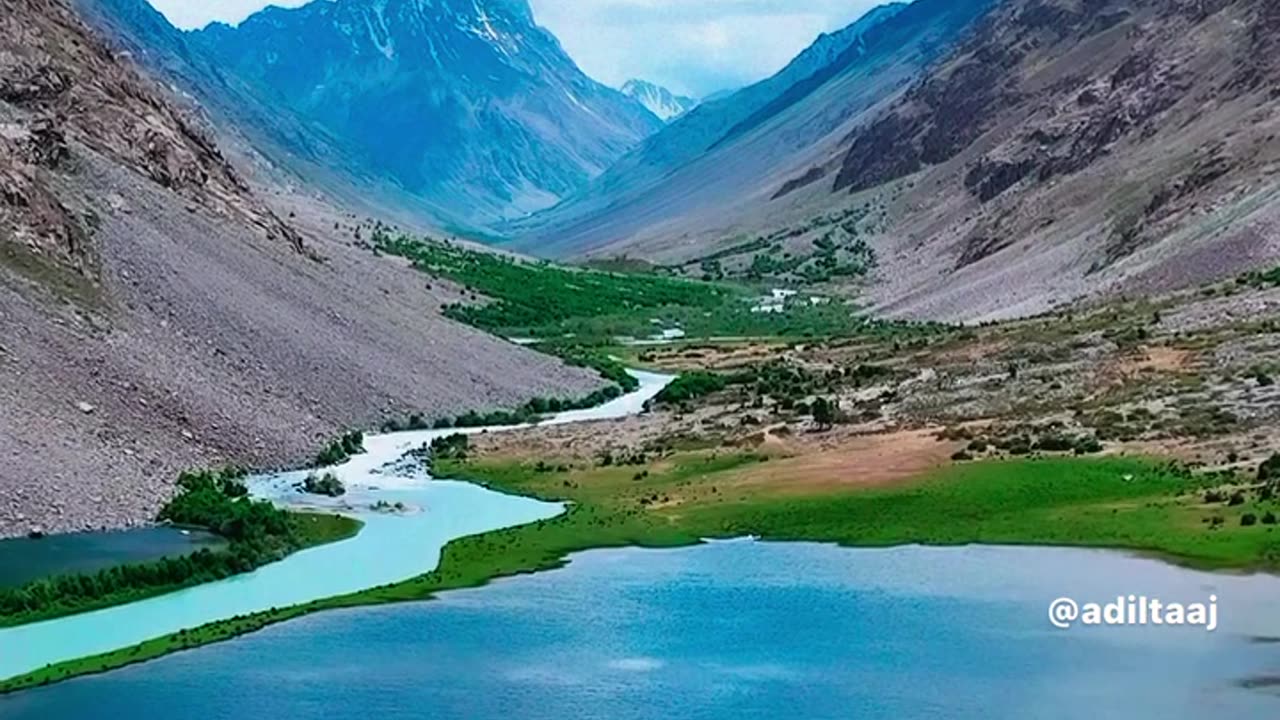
<box><xmin>504</xmin><ymin>0</ymin><xmax>994</xmax><ymax>256</ymax></box>
<box><xmin>620</xmin><ymin>79</ymin><xmax>698</xmax><ymax>123</ymax></box>
<box><xmin>0</xmin><ymin>0</ymin><xmax>603</xmax><ymax>538</ymax></box>
<box><xmin>185</xmin><ymin>0</ymin><xmax>662</xmax><ymax>228</ymax></box>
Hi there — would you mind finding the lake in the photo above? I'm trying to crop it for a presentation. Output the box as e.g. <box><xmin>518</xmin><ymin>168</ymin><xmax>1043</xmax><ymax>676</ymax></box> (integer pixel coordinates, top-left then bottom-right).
<box><xmin>5</xmin><ymin>541</ymin><xmax>1279</xmax><ymax>719</ymax></box>
<box><xmin>0</xmin><ymin>528</ymin><xmax>224</xmax><ymax>588</ymax></box>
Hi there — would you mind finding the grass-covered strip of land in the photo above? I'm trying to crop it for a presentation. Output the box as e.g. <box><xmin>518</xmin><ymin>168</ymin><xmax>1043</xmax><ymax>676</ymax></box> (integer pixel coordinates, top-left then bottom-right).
<box><xmin>375</xmin><ymin>233</ymin><xmax>942</xmax><ymax>344</ymax></box>
<box><xmin>8</xmin><ymin>453</ymin><xmax>1280</xmax><ymax>693</ymax></box>
<box><xmin>377</xmin><ymin>232</ymin><xmax>724</xmax><ymax>338</ymax></box>
<box><xmin>0</xmin><ymin>469</ymin><xmax>361</xmax><ymax>629</ymax></box>
<box><xmin>437</xmin><ymin>453</ymin><xmax>1280</xmax><ymax>570</ymax></box>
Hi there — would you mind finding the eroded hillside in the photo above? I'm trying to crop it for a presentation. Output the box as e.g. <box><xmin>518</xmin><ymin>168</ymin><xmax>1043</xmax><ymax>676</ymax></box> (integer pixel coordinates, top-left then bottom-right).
<box><xmin>813</xmin><ymin>0</ymin><xmax>1280</xmax><ymax>319</ymax></box>
<box><xmin>515</xmin><ymin>0</ymin><xmax>1280</xmax><ymax>323</ymax></box>
<box><xmin>0</xmin><ymin>0</ymin><xmax>603</xmax><ymax>538</ymax></box>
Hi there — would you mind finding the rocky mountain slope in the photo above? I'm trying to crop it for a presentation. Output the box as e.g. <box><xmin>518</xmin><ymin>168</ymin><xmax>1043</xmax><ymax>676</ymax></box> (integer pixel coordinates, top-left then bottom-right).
<box><xmin>512</xmin><ymin>0</ymin><xmax>1280</xmax><ymax>322</ymax></box>
<box><xmin>0</xmin><ymin>0</ymin><xmax>602</xmax><ymax>538</ymax></box>
<box><xmin>620</xmin><ymin>80</ymin><xmax>698</xmax><ymax>123</ymax></box>
<box><xmin>505</xmin><ymin>0</ymin><xmax>993</xmax><ymax>256</ymax></box>
<box><xmin>180</xmin><ymin>0</ymin><xmax>661</xmax><ymax>228</ymax></box>
<box><xmin>792</xmin><ymin>0</ymin><xmax>1280</xmax><ymax>319</ymax></box>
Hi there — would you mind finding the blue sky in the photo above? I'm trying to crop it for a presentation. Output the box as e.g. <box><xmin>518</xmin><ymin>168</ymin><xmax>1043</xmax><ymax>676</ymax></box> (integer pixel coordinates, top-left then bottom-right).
<box><xmin>147</xmin><ymin>0</ymin><xmax>883</xmax><ymax>97</ymax></box>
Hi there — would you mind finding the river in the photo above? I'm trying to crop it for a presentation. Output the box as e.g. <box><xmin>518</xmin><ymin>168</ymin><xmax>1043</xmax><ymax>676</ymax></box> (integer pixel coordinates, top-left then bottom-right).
<box><xmin>0</xmin><ymin>370</ymin><xmax>674</xmax><ymax>681</ymax></box>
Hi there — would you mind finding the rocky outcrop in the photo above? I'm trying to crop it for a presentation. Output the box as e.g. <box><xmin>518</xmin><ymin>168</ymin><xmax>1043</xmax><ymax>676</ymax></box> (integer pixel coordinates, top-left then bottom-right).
<box><xmin>0</xmin><ymin>0</ymin><xmax>302</xmax><ymax>267</ymax></box>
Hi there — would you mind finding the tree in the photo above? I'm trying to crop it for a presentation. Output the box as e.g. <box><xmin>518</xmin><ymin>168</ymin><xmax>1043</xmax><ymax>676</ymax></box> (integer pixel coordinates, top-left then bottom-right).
<box><xmin>812</xmin><ymin>397</ymin><xmax>837</xmax><ymax>430</ymax></box>
<box><xmin>1258</xmin><ymin>453</ymin><xmax>1280</xmax><ymax>481</ymax></box>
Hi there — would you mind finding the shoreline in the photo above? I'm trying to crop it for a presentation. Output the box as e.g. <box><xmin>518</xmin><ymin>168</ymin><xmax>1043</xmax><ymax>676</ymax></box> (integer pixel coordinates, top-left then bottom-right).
<box><xmin>7</xmin><ymin>454</ymin><xmax>1280</xmax><ymax>694</ymax></box>
<box><xmin>7</xmin><ymin>351</ymin><xmax>1279</xmax><ymax>694</ymax></box>
<box><xmin>5</xmin><ymin>500</ymin><xmax>1275</xmax><ymax>695</ymax></box>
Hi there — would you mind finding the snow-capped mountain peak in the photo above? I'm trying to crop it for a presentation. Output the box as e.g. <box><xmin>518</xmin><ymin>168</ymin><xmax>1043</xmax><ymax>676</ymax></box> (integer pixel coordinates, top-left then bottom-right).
<box><xmin>620</xmin><ymin>79</ymin><xmax>698</xmax><ymax>123</ymax></box>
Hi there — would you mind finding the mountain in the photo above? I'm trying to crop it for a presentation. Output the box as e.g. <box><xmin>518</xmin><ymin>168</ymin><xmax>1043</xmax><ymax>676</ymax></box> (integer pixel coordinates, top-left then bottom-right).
<box><xmin>74</xmin><ymin>0</ymin><xmax>470</xmax><ymax>238</ymax></box>
<box><xmin>504</xmin><ymin>0</ymin><xmax>990</xmax><ymax>255</ymax></box>
<box><xmin>0</xmin><ymin>0</ymin><xmax>602</xmax><ymax>538</ymax></box>
<box><xmin>620</xmin><ymin>79</ymin><xmax>698</xmax><ymax>122</ymax></box>
<box><xmin>510</xmin><ymin>0</ymin><xmax>1280</xmax><ymax>323</ymax></box>
<box><xmin>780</xmin><ymin>0</ymin><xmax>1280</xmax><ymax>320</ymax></box>
<box><xmin>183</xmin><ymin>0</ymin><xmax>663</xmax><ymax>228</ymax></box>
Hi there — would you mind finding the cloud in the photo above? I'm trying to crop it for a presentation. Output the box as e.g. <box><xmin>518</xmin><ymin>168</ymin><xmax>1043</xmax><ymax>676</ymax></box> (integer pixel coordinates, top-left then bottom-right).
<box><xmin>146</xmin><ymin>0</ymin><xmax>885</xmax><ymax>97</ymax></box>
<box><xmin>527</xmin><ymin>0</ymin><xmax>884</xmax><ymax>97</ymax></box>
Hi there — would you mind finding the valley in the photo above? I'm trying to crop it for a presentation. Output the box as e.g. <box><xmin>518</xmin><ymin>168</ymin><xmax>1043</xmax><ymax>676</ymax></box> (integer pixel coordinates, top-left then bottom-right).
<box><xmin>6</xmin><ymin>230</ymin><xmax>1280</xmax><ymax>694</ymax></box>
<box><xmin>4</xmin><ymin>0</ymin><xmax>1280</xmax><ymax>715</ymax></box>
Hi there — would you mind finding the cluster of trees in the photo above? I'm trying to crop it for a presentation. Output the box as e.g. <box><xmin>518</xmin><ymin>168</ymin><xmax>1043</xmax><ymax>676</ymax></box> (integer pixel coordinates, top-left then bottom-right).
<box><xmin>0</xmin><ymin>545</ymin><xmax>274</xmax><ymax>620</ymax></box>
<box><xmin>315</xmin><ymin>431</ymin><xmax>366</xmax><ymax>467</ymax></box>
<box><xmin>300</xmin><ymin>472</ymin><xmax>346</xmax><ymax>497</ymax></box>
<box><xmin>160</xmin><ymin>469</ymin><xmax>292</xmax><ymax>541</ymax></box>
<box><xmin>655</xmin><ymin>371</ymin><xmax>728</xmax><ymax>405</ymax></box>
<box><xmin>430</xmin><ymin>433</ymin><xmax>470</xmax><ymax>461</ymax></box>
<box><xmin>653</xmin><ymin>363</ymin><xmax>900</xmax><ymax>428</ymax></box>
<box><xmin>0</xmin><ymin>468</ymin><xmax>302</xmax><ymax>624</ymax></box>
<box><xmin>941</xmin><ymin>425</ymin><xmax>1105</xmax><ymax>459</ymax></box>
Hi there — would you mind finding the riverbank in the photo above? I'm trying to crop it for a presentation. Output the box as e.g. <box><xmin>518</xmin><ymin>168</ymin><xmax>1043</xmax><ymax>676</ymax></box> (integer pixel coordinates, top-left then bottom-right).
<box><xmin>7</xmin><ymin>447</ymin><xmax>1278</xmax><ymax>694</ymax></box>
<box><xmin>0</xmin><ymin>512</ymin><xmax>361</xmax><ymax>629</ymax></box>
<box><xmin>0</xmin><ymin>372</ymin><xmax>674</xmax><ymax>693</ymax></box>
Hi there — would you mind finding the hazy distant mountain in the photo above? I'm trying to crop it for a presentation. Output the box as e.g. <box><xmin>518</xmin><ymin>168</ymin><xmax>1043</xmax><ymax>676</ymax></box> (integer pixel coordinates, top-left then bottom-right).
<box><xmin>620</xmin><ymin>79</ymin><xmax>698</xmax><ymax>122</ymax></box>
<box><xmin>104</xmin><ymin>0</ymin><xmax>663</xmax><ymax>229</ymax></box>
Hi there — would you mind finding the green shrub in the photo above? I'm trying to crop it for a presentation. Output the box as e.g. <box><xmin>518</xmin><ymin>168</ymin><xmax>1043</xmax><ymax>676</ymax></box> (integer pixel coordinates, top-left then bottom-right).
<box><xmin>1073</xmin><ymin>436</ymin><xmax>1104</xmax><ymax>455</ymax></box>
<box><xmin>812</xmin><ymin>397</ymin><xmax>838</xmax><ymax>429</ymax></box>
<box><xmin>656</xmin><ymin>371</ymin><xmax>728</xmax><ymax>405</ymax></box>
<box><xmin>316</xmin><ymin>431</ymin><xmax>366</xmax><ymax>467</ymax></box>
<box><xmin>430</xmin><ymin>433</ymin><xmax>470</xmax><ymax>461</ymax></box>
<box><xmin>1259</xmin><ymin>453</ymin><xmax>1280</xmax><ymax>482</ymax></box>
<box><xmin>301</xmin><ymin>473</ymin><xmax>345</xmax><ymax>497</ymax></box>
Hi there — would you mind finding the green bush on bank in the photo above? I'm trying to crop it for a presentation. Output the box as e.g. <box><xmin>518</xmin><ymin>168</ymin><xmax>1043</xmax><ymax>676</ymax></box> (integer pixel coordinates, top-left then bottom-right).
<box><xmin>655</xmin><ymin>371</ymin><xmax>728</xmax><ymax>405</ymax></box>
<box><xmin>315</xmin><ymin>431</ymin><xmax>366</xmax><ymax>467</ymax></box>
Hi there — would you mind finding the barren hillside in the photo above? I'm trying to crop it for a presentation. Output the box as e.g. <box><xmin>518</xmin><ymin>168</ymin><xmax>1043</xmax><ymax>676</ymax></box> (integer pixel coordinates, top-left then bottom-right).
<box><xmin>0</xmin><ymin>0</ymin><xmax>601</xmax><ymax>538</ymax></box>
<box><xmin>816</xmin><ymin>0</ymin><xmax>1280</xmax><ymax>319</ymax></box>
<box><xmin>516</xmin><ymin>0</ymin><xmax>1280</xmax><ymax>323</ymax></box>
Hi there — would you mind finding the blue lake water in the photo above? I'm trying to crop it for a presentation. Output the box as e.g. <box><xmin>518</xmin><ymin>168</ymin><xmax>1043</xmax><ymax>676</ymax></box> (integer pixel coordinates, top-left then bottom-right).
<box><xmin>0</xmin><ymin>528</ymin><xmax>224</xmax><ymax>588</ymax></box>
<box><xmin>5</xmin><ymin>541</ymin><xmax>1279</xmax><ymax>719</ymax></box>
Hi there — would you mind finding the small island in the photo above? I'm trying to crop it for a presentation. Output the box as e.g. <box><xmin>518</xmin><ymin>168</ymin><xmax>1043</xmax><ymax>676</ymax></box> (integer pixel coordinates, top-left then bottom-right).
<box><xmin>298</xmin><ymin>472</ymin><xmax>347</xmax><ymax>497</ymax></box>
